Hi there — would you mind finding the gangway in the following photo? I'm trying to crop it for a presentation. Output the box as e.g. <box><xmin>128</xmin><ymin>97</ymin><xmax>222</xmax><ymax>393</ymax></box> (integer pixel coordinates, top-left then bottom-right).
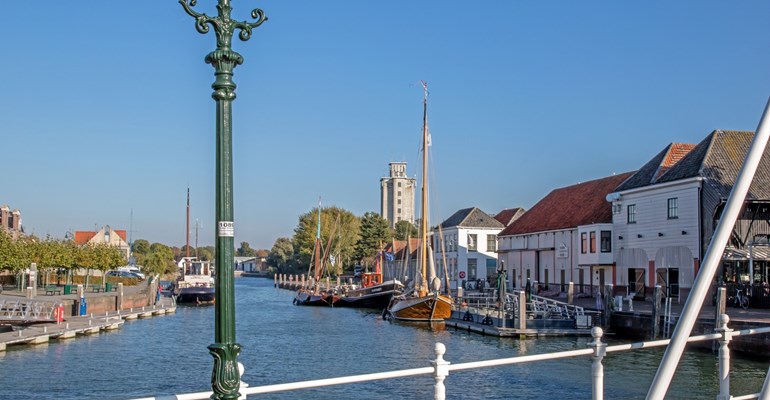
<box><xmin>0</xmin><ymin>299</ymin><xmax>60</xmax><ymax>324</ymax></box>
<box><xmin>462</xmin><ymin>290</ymin><xmax>588</xmax><ymax>320</ymax></box>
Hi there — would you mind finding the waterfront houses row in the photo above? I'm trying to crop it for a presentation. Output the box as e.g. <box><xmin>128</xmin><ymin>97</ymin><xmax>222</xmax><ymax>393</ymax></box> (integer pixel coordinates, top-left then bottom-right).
<box><xmin>381</xmin><ymin>129</ymin><xmax>770</xmax><ymax>303</ymax></box>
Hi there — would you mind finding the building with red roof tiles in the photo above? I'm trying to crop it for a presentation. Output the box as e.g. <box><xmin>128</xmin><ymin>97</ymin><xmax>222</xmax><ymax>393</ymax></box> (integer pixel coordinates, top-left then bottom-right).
<box><xmin>72</xmin><ymin>225</ymin><xmax>130</xmax><ymax>260</ymax></box>
<box><xmin>381</xmin><ymin>238</ymin><xmax>422</xmax><ymax>282</ymax></box>
<box><xmin>497</xmin><ymin>172</ymin><xmax>635</xmax><ymax>295</ymax></box>
<box><xmin>493</xmin><ymin>208</ymin><xmax>526</xmax><ymax>227</ymax></box>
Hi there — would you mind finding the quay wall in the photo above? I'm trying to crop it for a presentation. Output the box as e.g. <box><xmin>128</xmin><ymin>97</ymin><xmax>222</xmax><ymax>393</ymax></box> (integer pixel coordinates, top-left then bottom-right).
<box><xmin>59</xmin><ymin>292</ymin><xmax>151</xmax><ymax>317</ymax></box>
<box><xmin>610</xmin><ymin>311</ymin><xmax>770</xmax><ymax>357</ymax></box>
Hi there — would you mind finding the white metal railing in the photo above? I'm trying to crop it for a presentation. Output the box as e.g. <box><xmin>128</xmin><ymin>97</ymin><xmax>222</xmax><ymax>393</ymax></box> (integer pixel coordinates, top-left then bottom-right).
<box><xmin>461</xmin><ymin>291</ymin><xmax>586</xmax><ymax>321</ymax></box>
<box><xmin>129</xmin><ymin>314</ymin><xmax>770</xmax><ymax>400</ymax></box>
<box><xmin>0</xmin><ymin>299</ymin><xmax>58</xmax><ymax>321</ymax></box>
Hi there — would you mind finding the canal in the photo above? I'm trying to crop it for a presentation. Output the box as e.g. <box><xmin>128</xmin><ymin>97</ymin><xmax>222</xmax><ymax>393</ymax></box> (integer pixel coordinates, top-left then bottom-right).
<box><xmin>0</xmin><ymin>278</ymin><xmax>767</xmax><ymax>399</ymax></box>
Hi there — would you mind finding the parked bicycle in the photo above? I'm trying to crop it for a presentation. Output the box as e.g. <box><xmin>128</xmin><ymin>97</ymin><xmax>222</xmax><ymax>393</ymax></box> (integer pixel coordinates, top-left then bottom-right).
<box><xmin>732</xmin><ymin>286</ymin><xmax>750</xmax><ymax>309</ymax></box>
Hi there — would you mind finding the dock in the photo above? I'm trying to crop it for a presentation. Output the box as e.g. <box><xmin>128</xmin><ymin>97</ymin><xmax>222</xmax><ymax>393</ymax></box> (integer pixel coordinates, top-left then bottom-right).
<box><xmin>0</xmin><ymin>300</ymin><xmax>176</xmax><ymax>352</ymax></box>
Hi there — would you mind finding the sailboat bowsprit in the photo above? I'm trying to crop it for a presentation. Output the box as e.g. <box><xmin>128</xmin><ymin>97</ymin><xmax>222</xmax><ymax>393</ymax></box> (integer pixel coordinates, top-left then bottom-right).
<box><xmin>385</xmin><ymin>81</ymin><xmax>453</xmax><ymax>322</ymax></box>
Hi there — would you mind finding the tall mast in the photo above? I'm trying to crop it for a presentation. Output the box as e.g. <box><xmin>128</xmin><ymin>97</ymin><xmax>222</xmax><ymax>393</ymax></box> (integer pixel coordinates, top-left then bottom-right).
<box><xmin>186</xmin><ymin>187</ymin><xmax>191</xmax><ymax>259</ymax></box>
<box><xmin>315</xmin><ymin>197</ymin><xmax>322</xmax><ymax>282</ymax></box>
<box><xmin>195</xmin><ymin>219</ymin><xmax>200</xmax><ymax>258</ymax></box>
<box><xmin>420</xmin><ymin>81</ymin><xmax>429</xmax><ymax>292</ymax></box>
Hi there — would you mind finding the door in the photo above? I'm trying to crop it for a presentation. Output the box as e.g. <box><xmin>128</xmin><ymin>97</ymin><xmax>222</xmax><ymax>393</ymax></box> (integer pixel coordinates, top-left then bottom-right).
<box><xmin>669</xmin><ymin>268</ymin><xmax>679</xmax><ymax>298</ymax></box>
<box><xmin>630</xmin><ymin>268</ymin><xmax>645</xmax><ymax>300</ymax></box>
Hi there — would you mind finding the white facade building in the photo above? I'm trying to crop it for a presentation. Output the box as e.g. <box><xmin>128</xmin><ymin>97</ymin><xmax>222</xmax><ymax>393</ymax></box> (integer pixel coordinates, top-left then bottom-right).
<box><xmin>433</xmin><ymin>207</ymin><xmax>504</xmax><ymax>290</ymax></box>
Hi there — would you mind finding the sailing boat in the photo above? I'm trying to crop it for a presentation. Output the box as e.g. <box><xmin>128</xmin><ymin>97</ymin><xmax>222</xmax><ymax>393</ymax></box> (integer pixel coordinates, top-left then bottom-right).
<box><xmin>294</xmin><ymin>199</ymin><xmax>340</xmax><ymax>307</ymax></box>
<box><xmin>385</xmin><ymin>82</ymin><xmax>453</xmax><ymax>322</ymax></box>
<box><xmin>337</xmin><ymin>246</ymin><xmax>404</xmax><ymax>309</ymax></box>
<box><xmin>175</xmin><ymin>188</ymin><xmax>215</xmax><ymax>305</ymax></box>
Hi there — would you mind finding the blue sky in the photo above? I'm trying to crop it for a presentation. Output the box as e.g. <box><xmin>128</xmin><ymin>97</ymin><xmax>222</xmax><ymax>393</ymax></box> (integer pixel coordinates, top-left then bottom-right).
<box><xmin>2</xmin><ymin>1</ymin><xmax>770</xmax><ymax>250</ymax></box>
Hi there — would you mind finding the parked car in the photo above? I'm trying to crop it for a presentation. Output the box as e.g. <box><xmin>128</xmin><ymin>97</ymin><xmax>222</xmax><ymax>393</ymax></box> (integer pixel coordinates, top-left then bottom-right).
<box><xmin>118</xmin><ymin>266</ymin><xmax>145</xmax><ymax>280</ymax></box>
<box><xmin>106</xmin><ymin>270</ymin><xmax>145</xmax><ymax>281</ymax></box>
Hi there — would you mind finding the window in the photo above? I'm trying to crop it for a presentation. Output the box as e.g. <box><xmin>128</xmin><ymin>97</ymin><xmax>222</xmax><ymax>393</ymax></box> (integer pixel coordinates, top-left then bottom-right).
<box><xmin>397</xmin><ymin>199</ymin><xmax>401</xmax><ymax>204</ymax></box>
<box><xmin>468</xmin><ymin>234</ymin><xmax>477</xmax><ymax>252</ymax></box>
<box><xmin>600</xmin><ymin>231</ymin><xmax>611</xmax><ymax>253</ymax></box>
<box><xmin>668</xmin><ymin>198</ymin><xmax>678</xmax><ymax>219</ymax></box>
<box><xmin>468</xmin><ymin>259</ymin><xmax>477</xmax><ymax>280</ymax></box>
<box><xmin>397</xmin><ymin>182</ymin><xmax>402</xmax><ymax>187</ymax></box>
<box><xmin>612</xmin><ymin>203</ymin><xmax>622</xmax><ymax>214</ymax></box>
<box><xmin>486</xmin><ymin>259</ymin><xmax>497</xmax><ymax>281</ymax></box>
<box><xmin>590</xmin><ymin>232</ymin><xmax>596</xmax><ymax>253</ymax></box>
<box><xmin>397</xmin><ymin>190</ymin><xmax>401</xmax><ymax>197</ymax></box>
<box><xmin>580</xmin><ymin>232</ymin><xmax>587</xmax><ymax>254</ymax></box>
<box><xmin>627</xmin><ymin>204</ymin><xmax>636</xmax><ymax>223</ymax></box>
<box><xmin>397</xmin><ymin>208</ymin><xmax>401</xmax><ymax>214</ymax></box>
<box><xmin>486</xmin><ymin>235</ymin><xmax>496</xmax><ymax>252</ymax></box>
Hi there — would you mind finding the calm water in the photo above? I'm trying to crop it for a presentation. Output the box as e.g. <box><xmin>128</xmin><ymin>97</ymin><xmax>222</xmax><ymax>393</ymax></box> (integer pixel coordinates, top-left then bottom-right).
<box><xmin>1</xmin><ymin>278</ymin><xmax>767</xmax><ymax>400</ymax></box>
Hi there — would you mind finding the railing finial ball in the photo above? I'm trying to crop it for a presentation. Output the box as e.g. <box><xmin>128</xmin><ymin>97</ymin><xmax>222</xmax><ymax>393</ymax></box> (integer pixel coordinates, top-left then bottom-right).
<box><xmin>435</xmin><ymin>342</ymin><xmax>446</xmax><ymax>358</ymax></box>
<box><xmin>591</xmin><ymin>326</ymin><xmax>604</xmax><ymax>339</ymax></box>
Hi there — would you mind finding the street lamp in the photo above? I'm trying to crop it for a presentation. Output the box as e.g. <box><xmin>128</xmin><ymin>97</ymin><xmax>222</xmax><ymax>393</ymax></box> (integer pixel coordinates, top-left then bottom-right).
<box><xmin>179</xmin><ymin>1</ymin><xmax>267</xmax><ymax>399</ymax></box>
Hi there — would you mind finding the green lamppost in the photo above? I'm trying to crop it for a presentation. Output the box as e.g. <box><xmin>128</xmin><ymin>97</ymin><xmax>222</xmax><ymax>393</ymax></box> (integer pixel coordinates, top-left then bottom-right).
<box><xmin>179</xmin><ymin>1</ymin><xmax>266</xmax><ymax>399</ymax></box>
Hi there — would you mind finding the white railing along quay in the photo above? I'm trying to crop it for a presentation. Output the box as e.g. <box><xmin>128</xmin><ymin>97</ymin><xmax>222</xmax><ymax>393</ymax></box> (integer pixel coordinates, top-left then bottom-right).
<box><xmin>130</xmin><ymin>314</ymin><xmax>770</xmax><ymax>400</ymax></box>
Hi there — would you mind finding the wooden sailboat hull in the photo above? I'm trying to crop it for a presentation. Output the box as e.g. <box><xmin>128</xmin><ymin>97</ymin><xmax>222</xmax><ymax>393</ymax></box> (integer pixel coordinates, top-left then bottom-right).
<box><xmin>387</xmin><ymin>293</ymin><xmax>452</xmax><ymax>322</ymax></box>
<box><xmin>337</xmin><ymin>280</ymin><xmax>404</xmax><ymax>309</ymax></box>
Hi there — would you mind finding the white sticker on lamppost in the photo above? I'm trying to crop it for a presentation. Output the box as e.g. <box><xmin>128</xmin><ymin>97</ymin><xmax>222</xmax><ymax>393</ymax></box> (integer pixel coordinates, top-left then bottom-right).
<box><xmin>218</xmin><ymin>221</ymin><xmax>235</xmax><ymax>237</ymax></box>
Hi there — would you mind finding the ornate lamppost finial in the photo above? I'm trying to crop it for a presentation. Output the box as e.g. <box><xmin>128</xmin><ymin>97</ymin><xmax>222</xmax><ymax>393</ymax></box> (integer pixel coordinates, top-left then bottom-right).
<box><xmin>179</xmin><ymin>1</ymin><xmax>266</xmax><ymax>399</ymax></box>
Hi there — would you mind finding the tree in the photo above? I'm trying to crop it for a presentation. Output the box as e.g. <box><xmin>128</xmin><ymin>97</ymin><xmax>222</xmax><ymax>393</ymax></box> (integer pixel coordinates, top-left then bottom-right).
<box><xmin>148</xmin><ymin>243</ymin><xmax>176</xmax><ymax>275</ymax></box>
<box><xmin>268</xmin><ymin>237</ymin><xmax>294</xmax><ymax>273</ymax></box>
<box><xmin>132</xmin><ymin>239</ymin><xmax>151</xmax><ymax>257</ymax></box>
<box><xmin>197</xmin><ymin>246</ymin><xmax>214</xmax><ymax>261</ymax></box>
<box><xmin>354</xmin><ymin>212</ymin><xmax>392</xmax><ymax>266</ymax></box>
<box><xmin>394</xmin><ymin>220</ymin><xmax>418</xmax><ymax>241</ymax></box>
<box><xmin>292</xmin><ymin>205</ymin><xmax>360</xmax><ymax>275</ymax></box>
<box><xmin>179</xmin><ymin>244</ymin><xmax>196</xmax><ymax>258</ymax></box>
<box><xmin>236</xmin><ymin>241</ymin><xmax>256</xmax><ymax>257</ymax></box>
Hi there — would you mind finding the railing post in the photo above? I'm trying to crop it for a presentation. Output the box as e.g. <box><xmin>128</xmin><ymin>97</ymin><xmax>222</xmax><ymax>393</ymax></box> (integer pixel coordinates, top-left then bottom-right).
<box><xmin>238</xmin><ymin>362</ymin><xmax>248</xmax><ymax>400</ymax></box>
<box><xmin>715</xmin><ymin>314</ymin><xmax>734</xmax><ymax>400</ymax></box>
<box><xmin>432</xmin><ymin>342</ymin><xmax>450</xmax><ymax>400</ymax></box>
<box><xmin>589</xmin><ymin>327</ymin><xmax>606</xmax><ymax>400</ymax></box>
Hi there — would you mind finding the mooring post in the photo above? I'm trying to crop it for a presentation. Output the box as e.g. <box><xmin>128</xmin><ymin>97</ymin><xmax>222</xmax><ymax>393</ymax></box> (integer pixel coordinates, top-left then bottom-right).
<box><xmin>715</xmin><ymin>286</ymin><xmax>726</xmax><ymax>329</ymax></box>
<box><xmin>651</xmin><ymin>285</ymin><xmax>661</xmax><ymax>340</ymax></box>
<box><xmin>715</xmin><ymin>314</ymin><xmax>734</xmax><ymax>400</ymax></box>
<box><xmin>432</xmin><ymin>342</ymin><xmax>450</xmax><ymax>400</ymax></box>
<box><xmin>518</xmin><ymin>290</ymin><xmax>527</xmax><ymax>330</ymax></box>
<box><xmin>602</xmin><ymin>284</ymin><xmax>613</xmax><ymax>327</ymax></box>
<box><xmin>567</xmin><ymin>281</ymin><xmax>574</xmax><ymax>305</ymax></box>
<box><xmin>589</xmin><ymin>327</ymin><xmax>606</xmax><ymax>400</ymax></box>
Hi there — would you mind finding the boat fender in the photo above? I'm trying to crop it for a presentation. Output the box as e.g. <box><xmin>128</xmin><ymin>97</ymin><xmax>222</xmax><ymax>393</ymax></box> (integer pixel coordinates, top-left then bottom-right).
<box><xmin>462</xmin><ymin>311</ymin><xmax>473</xmax><ymax>322</ymax></box>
